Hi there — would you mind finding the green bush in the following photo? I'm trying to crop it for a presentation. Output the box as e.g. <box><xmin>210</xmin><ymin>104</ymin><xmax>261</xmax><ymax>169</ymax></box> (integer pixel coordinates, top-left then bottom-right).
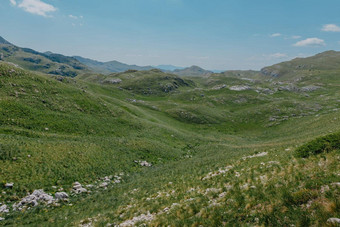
<box><xmin>283</xmin><ymin>189</ymin><xmax>318</xmax><ymax>205</ymax></box>
<box><xmin>295</xmin><ymin>132</ymin><xmax>340</xmax><ymax>158</ymax></box>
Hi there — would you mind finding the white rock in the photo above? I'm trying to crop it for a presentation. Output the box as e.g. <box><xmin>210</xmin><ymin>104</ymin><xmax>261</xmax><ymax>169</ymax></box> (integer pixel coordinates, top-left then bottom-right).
<box><xmin>55</xmin><ymin>192</ymin><xmax>69</xmax><ymax>200</ymax></box>
<box><xmin>99</xmin><ymin>182</ymin><xmax>109</xmax><ymax>188</ymax></box>
<box><xmin>327</xmin><ymin>218</ymin><xmax>340</xmax><ymax>224</ymax></box>
<box><xmin>0</xmin><ymin>205</ymin><xmax>9</xmax><ymax>213</ymax></box>
<box><xmin>0</xmin><ymin>217</ymin><xmax>4</xmax><ymax>221</ymax></box>
<box><xmin>229</xmin><ymin>85</ymin><xmax>251</xmax><ymax>91</ymax></box>
<box><xmin>119</xmin><ymin>212</ymin><xmax>155</xmax><ymax>226</ymax></box>
<box><xmin>73</xmin><ymin>187</ymin><xmax>87</xmax><ymax>194</ymax></box>
<box><xmin>72</xmin><ymin>182</ymin><xmax>87</xmax><ymax>194</ymax></box>
<box><xmin>72</xmin><ymin>182</ymin><xmax>82</xmax><ymax>190</ymax></box>
<box><xmin>242</xmin><ymin>152</ymin><xmax>268</xmax><ymax>160</ymax></box>
<box><xmin>320</xmin><ymin>185</ymin><xmax>330</xmax><ymax>194</ymax></box>
<box><xmin>103</xmin><ymin>176</ymin><xmax>111</xmax><ymax>182</ymax></box>
<box><xmin>4</xmin><ymin>183</ymin><xmax>14</xmax><ymax>188</ymax></box>
<box><xmin>13</xmin><ymin>189</ymin><xmax>54</xmax><ymax>210</ymax></box>
<box><xmin>331</xmin><ymin>182</ymin><xmax>340</xmax><ymax>187</ymax></box>
<box><xmin>140</xmin><ymin>161</ymin><xmax>152</xmax><ymax>167</ymax></box>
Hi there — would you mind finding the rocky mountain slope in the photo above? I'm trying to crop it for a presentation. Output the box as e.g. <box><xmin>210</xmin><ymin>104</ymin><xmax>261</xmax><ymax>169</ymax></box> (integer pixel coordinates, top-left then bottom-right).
<box><xmin>0</xmin><ymin>36</ymin><xmax>90</xmax><ymax>77</ymax></box>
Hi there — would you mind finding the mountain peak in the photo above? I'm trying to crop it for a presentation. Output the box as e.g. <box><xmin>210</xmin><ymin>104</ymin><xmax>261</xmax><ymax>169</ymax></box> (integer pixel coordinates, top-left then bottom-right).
<box><xmin>0</xmin><ymin>36</ymin><xmax>12</xmax><ymax>45</ymax></box>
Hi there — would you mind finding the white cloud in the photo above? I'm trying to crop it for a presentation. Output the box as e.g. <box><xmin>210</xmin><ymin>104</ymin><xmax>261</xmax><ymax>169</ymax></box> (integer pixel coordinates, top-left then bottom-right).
<box><xmin>322</xmin><ymin>24</ymin><xmax>340</xmax><ymax>32</ymax></box>
<box><xmin>269</xmin><ymin>53</ymin><xmax>287</xmax><ymax>59</ymax></box>
<box><xmin>291</xmin><ymin>35</ymin><xmax>301</xmax><ymax>39</ymax></box>
<box><xmin>9</xmin><ymin>0</ymin><xmax>17</xmax><ymax>6</ymax></box>
<box><xmin>293</xmin><ymin>38</ymin><xmax>325</xmax><ymax>47</ymax></box>
<box><xmin>69</xmin><ymin>14</ymin><xmax>78</xmax><ymax>19</ymax></box>
<box><xmin>17</xmin><ymin>0</ymin><xmax>57</xmax><ymax>17</ymax></box>
<box><xmin>69</xmin><ymin>15</ymin><xmax>84</xmax><ymax>20</ymax></box>
<box><xmin>270</xmin><ymin>33</ymin><xmax>282</xmax><ymax>37</ymax></box>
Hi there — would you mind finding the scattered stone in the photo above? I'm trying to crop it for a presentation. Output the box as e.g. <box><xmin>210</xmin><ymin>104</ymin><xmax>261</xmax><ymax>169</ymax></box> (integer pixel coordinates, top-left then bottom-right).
<box><xmin>267</xmin><ymin>161</ymin><xmax>280</xmax><ymax>165</ymax></box>
<box><xmin>0</xmin><ymin>217</ymin><xmax>4</xmax><ymax>221</ymax></box>
<box><xmin>278</xmin><ymin>85</ymin><xmax>298</xmax><ymax>92</ymax></box>
<box><xmin>134</xmin><ymin>160</ymin><xmax>152</xmax><ymax>167</ymax></box>
<box><xmin>119</xmin><ymin>212</ymin><xmax>155</xmax><ymax>226</ymax></box>
<box><xmin>205</xmin><ymin>188</ymin><xmax>221</xmax><ymax>194</ymax></box>
<box><xmin>331</xmin><ymin>182</ymin><xmax>340</xmax><ymax>187</ymax></box>
<box><xmin>202</xmin><ymin>165</ymin><xmax>233</xmax><ymax>180</ymax></box>
<box><xmin>4</xmin><ymin>183</ymin><xmax>14</xmax><ymax>188</ymax></box>
<box><xmin>99</xmin><ymin>182</ymin><xmax>109</xmax><ymax>188</ymax></box>
<box><xmin>80</xmin><ymin>218</ymin><xmax>95</xmax><ymax>227</ymax></box>
<box><xmin>300</xmin><ymin>85</ymin><xmax>321</xmax><ymax>92</ymax></box>
<box><xmin>0</xmin><ymin>205</ymin><xmax>9</xmax><ymax>213</ymax></box>
<box><xmin>55</xmin><ymin>192</ymin><xmax>69</xmax><ymax>200</ymax></box>
<box><xmin>72</xmin><ymin>182</ymin><xmax>87</xmax><ymax>194</ymax></box>
<box><xmin>103</xmin><ymin>176</ymin><xmax>111</xmax><ymax>182</ymax></box>
<box><xmin>327</xmin><ymin>218</ymin><xmax>340</xmax><ymax>225</ymax></box>
<box><xmin>13</xmin><ymin>189</ymin><xmax>54</xmax><ymax>210</ymax></box>
<box><xmin>320</xmin><ymin>185</ymin><xmax>330</xmax><ymax>194</ymax></box>
<box><xmin>104</xmin><ymin>78</ymin><xmax>122</xmax><ymax>84</ymax></box>
<box><xmin>212</xmin><ymin>84</ymin><xmax>227</xmax><ymax>90</ymax></box>
<box><xmin>242</xmin><ymin>152</ymin><xmax>268</xmax><ymax>160</ymax></box>
<box><xmin>229</xmin><ymin>85</ymin><xmax>251</xmax><ymax>91</ymax></box>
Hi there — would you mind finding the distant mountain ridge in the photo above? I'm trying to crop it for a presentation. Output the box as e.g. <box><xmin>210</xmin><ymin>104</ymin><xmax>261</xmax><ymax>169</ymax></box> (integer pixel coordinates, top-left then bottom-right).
<box><xmin>73</xmin><ymin>56</ymin><xmax>154</xmax><ymax>74</ymax></box>
<box><xmin>172</xmin><ymin>65</ymin><xmax>213</xmax><ymax>77</ymax></box>
<box><xmin>154</xmin><ymin>65</ymin><xmax>185</xmax><ymax>71</ymax></box>
<box><xmin>0</xmin><ymin>36</ymin><xmax>89</xmax><ymax>77</ymax></box>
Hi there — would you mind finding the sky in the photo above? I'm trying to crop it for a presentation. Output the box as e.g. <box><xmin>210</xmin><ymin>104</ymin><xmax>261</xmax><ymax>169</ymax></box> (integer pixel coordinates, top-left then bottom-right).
<box><xmin>1</xmin><ymin>0</ymin><xmax>340</xmax><ymax>70</ymax></box>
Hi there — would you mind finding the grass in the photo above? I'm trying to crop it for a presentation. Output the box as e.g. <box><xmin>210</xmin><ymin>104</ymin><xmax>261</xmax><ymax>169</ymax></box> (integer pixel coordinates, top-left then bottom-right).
<box><xmin>0</xmin><ymin>61</ymin><xmax>339</xmax><ymax>226</ymax></box>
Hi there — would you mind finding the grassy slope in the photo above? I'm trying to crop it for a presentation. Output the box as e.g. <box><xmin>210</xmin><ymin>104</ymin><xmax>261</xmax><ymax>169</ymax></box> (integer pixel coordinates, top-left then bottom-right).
<box><xmin>0</xmin><ymin>61</ymin><xmax>339</xmax><ymax>226</ymax></box>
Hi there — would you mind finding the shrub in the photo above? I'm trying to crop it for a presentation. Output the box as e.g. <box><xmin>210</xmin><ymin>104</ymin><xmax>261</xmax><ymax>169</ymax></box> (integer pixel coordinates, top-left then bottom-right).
<box><xmin>283</xmin><ymin>189</ymin><xmax>318</xmax><ymax>205</ymax></box>
<box><xmin>295</xmin><ymin>132</ymin><xmax>340</xmax><ymax>158</ymax></box>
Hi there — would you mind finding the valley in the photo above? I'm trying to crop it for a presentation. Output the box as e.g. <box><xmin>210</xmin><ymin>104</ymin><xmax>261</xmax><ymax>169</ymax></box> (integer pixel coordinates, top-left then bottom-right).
<box><xmin>0</xmin><ymin>37</ymin><xmax>339</xmax><ymax>226</ymax></box>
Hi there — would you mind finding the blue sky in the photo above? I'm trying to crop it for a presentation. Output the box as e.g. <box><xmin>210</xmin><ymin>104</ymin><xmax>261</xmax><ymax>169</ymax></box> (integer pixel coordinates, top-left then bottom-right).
<box><xmin>1</xmin><ymin>0</ymin><xmax>340</xmax><ymax>70</ymax></box>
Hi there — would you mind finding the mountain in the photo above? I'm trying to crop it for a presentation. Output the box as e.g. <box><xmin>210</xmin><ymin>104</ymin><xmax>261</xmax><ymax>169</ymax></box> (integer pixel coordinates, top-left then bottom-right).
<box><xmin>172</xmin><ymin>65</ymin><xmax>213</xmax><ymax>77</ymax></box>
<box><xmin>261</xmin><ymin>50</ymin><xmax>340</xmax><ymax>79</ymax></box>
<box><xmin>0</xmin><ymin>36</ymin><xmax>12</xmax><ymax>45</ymax></box>
<box><xmin>1</xmin><ymin>57</ymin><xmax>339</xmax><ymax>226</ymax></box>
<box><xmin>154</xmin><ymin>64</ymin><xmax>185</xmax><ymax>71</ymax></box>
<box><xmin>1</xmin><ymin>44</ymin><xmax>340</xmax><ymax>226</ymax></box>
<box><xmin>0</xmin><ymin>36</ymin><xmax>90</xmax><ymax>77</ymax></box>
<box><xmin>73</xmin><ymin>56</ymin><xmax>154</xmax><ymax>74</ymax></box>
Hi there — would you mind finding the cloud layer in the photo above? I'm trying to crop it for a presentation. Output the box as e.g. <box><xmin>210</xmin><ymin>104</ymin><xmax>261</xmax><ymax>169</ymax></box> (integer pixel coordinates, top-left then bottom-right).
<box><xmin>10</xmin><ymin>0</ymin><xmax>56</xmax><ymax>17</ymax></box>
<box><xmin>322</xmin><ymin>24</ymin><xmax>340</xmax><ymax>32</ymax></box>
<box><xmin>293</xmin><ymin>38</ymin><xmax>325</xmax><ymax>47</ymax></box>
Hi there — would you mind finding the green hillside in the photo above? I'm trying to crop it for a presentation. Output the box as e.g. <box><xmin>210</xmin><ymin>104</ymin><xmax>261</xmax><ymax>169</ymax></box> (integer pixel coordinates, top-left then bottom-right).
<box><xmin>0</xmin><ymin>37</ymin><xmax>90</xmax><ymax>77</ymax></box>
<box><xmin>0</xmin><ymin>49</ymin><xmax>339</xmax><ymax>226</ymax></box>
<box><xmin>261</xmin><ymin>50</ymin><xmax>340</xmax><ymax>80</ymax></box>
